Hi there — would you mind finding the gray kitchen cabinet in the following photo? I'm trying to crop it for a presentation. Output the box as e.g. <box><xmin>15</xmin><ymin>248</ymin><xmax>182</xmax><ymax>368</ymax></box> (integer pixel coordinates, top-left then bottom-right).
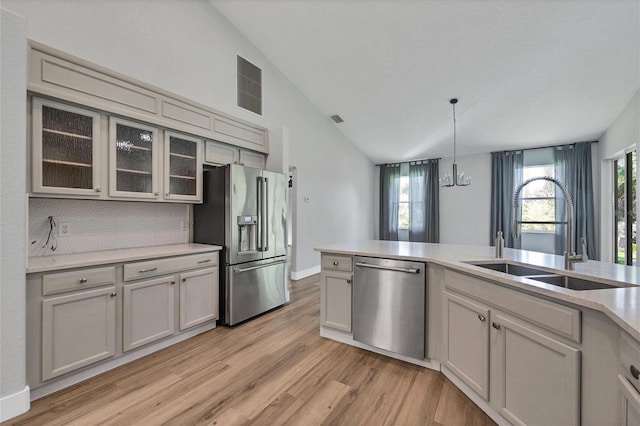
<box><xmin>490</xmin><ymin>311</ymin><xmax>580</xmax><ymax>425</ymax></box>
<box><xmin>164</xmin><ymin>131</ymin><xmax>203</xmax><ymax>202</ymax></box>
<box><xmin>122</xmin><ymin>276</ymin><xmax>176</xmax><ymax>352</ymax></box>
<box><xmin>205</xmin><ymin>139</ymin><xmax>265</xmax><ymax>169</ymax></box>
<box><xmin>619</xmin><ymin>332</ymin><xmax>640</xmax><ymax>425</ymax></box>
<box><xmin>619</xmin><ymin>375</ymin><xmax>640</xmax><ymax>426</ymax></box>
<box><xmin>109</xmin><ymin>117</ymin><xmax>160</xmax><ymax>200</ymax></box>
<box><xmin>31</xmin><ymin>98</ymin><xmax>103</xmax><ymax>197</ymax></box>
<box><xmin>442</xmin><ymin>290</ymin><xmax>490</xmax><ymax>399</ymax></box>
<box><xmin>179</xmin><ymin>267</ymin><xmax>219</xmax><ymax>330</ymax></box>
<box><xmin>320</xmin><ymin>255</ymin><xmax>353</xmax><ymax>333</ymax></box>
<box><xmin>42</xmin><ymin>286</ymin><xmax>116</xmax><ymax>381</ymax></box>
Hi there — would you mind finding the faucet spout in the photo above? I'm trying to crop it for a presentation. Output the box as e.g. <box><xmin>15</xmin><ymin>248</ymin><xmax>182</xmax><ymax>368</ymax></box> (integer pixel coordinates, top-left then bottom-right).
<box><xmin>512</xmin><ymin>176</ymin><xmax>586</xmax><ymax>270</ymax></box>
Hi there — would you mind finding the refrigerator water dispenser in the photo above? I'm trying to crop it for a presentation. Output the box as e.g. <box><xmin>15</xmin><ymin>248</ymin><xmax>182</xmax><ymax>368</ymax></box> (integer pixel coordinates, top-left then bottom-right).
<box><xmin>237</xmin><ymin>215</ymin><xmax>257</xmax><ymax>253</ymax></box>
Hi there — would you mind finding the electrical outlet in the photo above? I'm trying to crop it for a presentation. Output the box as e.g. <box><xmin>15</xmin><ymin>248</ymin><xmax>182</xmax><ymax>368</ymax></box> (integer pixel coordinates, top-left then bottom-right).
<box><xmin>59</xmin><ymin>222</ymin><xmax>71</xmax><ymax>238</ymax></box>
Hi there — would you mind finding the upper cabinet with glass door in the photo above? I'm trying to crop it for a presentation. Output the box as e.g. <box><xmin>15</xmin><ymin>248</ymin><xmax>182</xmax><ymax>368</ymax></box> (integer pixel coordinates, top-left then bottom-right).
<box><xmin>32</xmin><ymin>99</ymin><xmax>102</xmax><ymax>196</ymax></box>
<box><xmin>164</xmin><ymin>132</ymin><xmax>202</xmax><ymax>202</ymax></box>
<box><xmin>109</xmin><ymin>118</ymin><xmax>159</xmax><ymax>199</ymax></box>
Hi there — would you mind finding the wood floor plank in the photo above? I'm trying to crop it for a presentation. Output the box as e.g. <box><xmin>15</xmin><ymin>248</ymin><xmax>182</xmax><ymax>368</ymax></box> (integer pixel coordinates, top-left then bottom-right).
<box><xmin>4</xmin><ymin>279</ymin><xmax>496</xmax><ymax>426</ymax></box>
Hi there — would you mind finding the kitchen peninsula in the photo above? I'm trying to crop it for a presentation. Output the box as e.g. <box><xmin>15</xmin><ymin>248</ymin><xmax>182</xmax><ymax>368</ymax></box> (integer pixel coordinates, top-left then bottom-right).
<box><xmin>315</xmin><ymin>240</ymin><xmax>640</xmax><ymax>426</ymax></box>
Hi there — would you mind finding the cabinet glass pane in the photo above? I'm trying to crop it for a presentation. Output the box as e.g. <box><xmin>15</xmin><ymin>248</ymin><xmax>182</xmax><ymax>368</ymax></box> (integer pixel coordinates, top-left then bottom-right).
<box><xmin>41</xmin><ymin>106</ymin><xmax>94</xmax><ymax>189</ymax></box>
<box><xmin>169</xmin><ymin>136</ymin><xmax>197</xmax><ymax>196</ymax></box>
<box><xmin>115</xmin><ymin>124</ymin><xmax>154</xmax><ymax>193</ymax></box>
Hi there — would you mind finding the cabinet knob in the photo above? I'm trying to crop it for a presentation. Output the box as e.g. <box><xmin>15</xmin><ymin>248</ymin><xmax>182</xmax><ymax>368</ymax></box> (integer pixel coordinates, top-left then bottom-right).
<box><xmin>171</xmin><ymin>281</ymin><xmax>176</xmax><ymax>285</ymax></box>
<box><xmin>346</xmin><ymin>279</ymin><xmax>351</xmax><ymax>284</ymax></box>
<box><xmin>79</xmin><ymin>278</ymin><xmax>88</xmax><ymax>284</ymax></box>
<box><xmin>333</xmin><ymin>261</ymin><xmax>339</xmax><ymax>266</ymax></box>
<box><xmin>165</xmin><ymin>192</ymin><xmax>170</xmax><ymax>197</ymax></box>
<box><xmin>154</xmin><ymin>192</ymin><xmax>159</xmax><ymax>196</ymax></box>
<box><xmin>492</xmin><ymin>322</ymin><xmax>501</xmax><ymax>330</ymax></box>
<box><xmin>110</xmin><ymin>292</ymin><xmax>117</xmax><ymax>297</ymax></box>
<box><xmin>182</xmin><ymin>278</ymin><xmax>187</xmax><ymax>282</ymax></box>
<box><xmin>95</xmin><ymin>187</ymin><xmax>101</xmax><ymax>192</ymax></box>
<box><xmin>478</xmin><ymin>314</ymin><xmax>486</xmax><ymax>322</ymax></box>
<box><xmin>631</xmin><ymin>365</ymin><xmax>640</xmax><ymax>380</ymax></box>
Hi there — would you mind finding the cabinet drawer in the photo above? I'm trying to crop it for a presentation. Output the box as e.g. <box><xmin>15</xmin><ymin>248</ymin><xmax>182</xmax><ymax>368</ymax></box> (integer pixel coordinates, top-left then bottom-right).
<box><xmin>124</xmin><ymin>252</ymin><xmax>218</xmax><ymax>282</ymax></box>
<box><xmin>43</xmin><ymin>266</ymin><xmax>116</xmax><ymax>296</ymax></box>
<box><xmin>620</xmin><ymin>332</ymin><xmax>640</xmax><ymax>393</ymax></box>
<box><xmin>321</xmin><ymin>255</ymin><xmax>352</xmax><ymax>272</ymax></box>
<box><xmin>445</xmin><ymin>269</ymin><xmax>581</xmax><ymax>343</ymax></box>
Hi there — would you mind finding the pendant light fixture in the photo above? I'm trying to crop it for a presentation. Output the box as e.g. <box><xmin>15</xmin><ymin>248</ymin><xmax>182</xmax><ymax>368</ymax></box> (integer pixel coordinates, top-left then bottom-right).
<box><xmin>440</xmin><ymin>98</ymin><xmax>471</xmax><ymax>187</ymax></box>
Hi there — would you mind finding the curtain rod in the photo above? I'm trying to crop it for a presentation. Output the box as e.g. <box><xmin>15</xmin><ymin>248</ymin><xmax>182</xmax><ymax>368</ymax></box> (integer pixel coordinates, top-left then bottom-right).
<box><xmin>376</xmin><ymin>157</ymin><xmax>441</xmax><ymax>167</ymax></box>
<box><xmin>490</xmin><ymin>140</ymin><xmax>598</xmax><ymax>155</ymax></box>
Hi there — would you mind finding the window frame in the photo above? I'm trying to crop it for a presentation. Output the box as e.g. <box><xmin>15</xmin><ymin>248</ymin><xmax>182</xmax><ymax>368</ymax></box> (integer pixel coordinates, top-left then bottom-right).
<box><xmin>520</xmin><ymin>163</ymin><xmax>556</xmax><ymax>234</ymax></box>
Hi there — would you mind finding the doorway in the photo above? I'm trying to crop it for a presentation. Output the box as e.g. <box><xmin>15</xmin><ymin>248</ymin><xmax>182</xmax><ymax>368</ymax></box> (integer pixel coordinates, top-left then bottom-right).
<box><xmin>287</xmin><ymin>166</ymin><xmax>297</xmax><ymax>281</ymax></box>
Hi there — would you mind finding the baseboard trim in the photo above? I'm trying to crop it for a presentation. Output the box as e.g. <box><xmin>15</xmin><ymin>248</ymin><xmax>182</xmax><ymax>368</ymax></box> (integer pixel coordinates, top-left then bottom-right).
<box><xmin>0</xmin><ymin>386</ymin><xmax>30</xmax><ymax>422</ymax></box>
<box><xmin>291</xmin><ymin>265</ymin><xmax>320</xmax><ymax>281</ymax></box>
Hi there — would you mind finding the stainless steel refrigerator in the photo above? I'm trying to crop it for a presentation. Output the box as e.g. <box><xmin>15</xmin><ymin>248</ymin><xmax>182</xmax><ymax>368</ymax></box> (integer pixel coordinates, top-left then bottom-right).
<box><xmin>193</xmin><ymin>164</ymin><xmax>287</xmax><ymax>325</ymax></box>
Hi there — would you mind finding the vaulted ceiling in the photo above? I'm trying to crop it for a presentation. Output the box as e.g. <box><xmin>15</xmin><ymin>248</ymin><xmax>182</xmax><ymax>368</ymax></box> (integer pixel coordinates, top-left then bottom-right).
<box><xmin>211</xmin><ymin>0</ymin><xmax>639</xmax><ymax>164</ymax></box>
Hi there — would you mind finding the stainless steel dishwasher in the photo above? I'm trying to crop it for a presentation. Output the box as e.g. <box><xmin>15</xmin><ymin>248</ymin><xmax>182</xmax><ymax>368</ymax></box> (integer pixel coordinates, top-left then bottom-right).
<box><xmin>353</xmin><ymin>256</ymin><xmax>426</xmax><ymax>359</ymax></box>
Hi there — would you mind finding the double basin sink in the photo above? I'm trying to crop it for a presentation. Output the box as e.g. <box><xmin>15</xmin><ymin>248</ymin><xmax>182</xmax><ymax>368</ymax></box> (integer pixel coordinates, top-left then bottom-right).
<box><xmin>466</xmin><ymin>261</ymin><xmax>638</xmax><ymax>291</ymax></box>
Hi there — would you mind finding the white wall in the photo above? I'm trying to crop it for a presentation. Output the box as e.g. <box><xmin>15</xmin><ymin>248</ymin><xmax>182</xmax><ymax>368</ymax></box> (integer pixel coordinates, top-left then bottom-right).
<box><xmin>0</xmin><ymin>4</ymin><xmax>29</xmax><ymax>421</ymax></box>
<box><xmin>439</xmin><ymin>153</ymin><xmax>492</xmax><ymax>245</ymax></box>
<box><xmin>598</xmin><ymin>90</ymin><xmax>639</xmax><ymax>262</ymax></box>
<box><xmin>4</xmin><ymin>0</ymin><xmax>375</xmax><ymax>275</ymax></box>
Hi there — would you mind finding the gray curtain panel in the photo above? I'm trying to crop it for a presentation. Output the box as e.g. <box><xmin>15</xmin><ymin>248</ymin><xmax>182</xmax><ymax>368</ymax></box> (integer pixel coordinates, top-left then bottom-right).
<box><xmin>409</xmin><ymin>159</ymin><xmax>439</xmax><ymax>242</ymax></box>
<box><xmin>554</xmin><ymin>143</ymin><xmax>598</xmax><ymax>259</ymax></box>
<box><xmin>490</xmin><ymin>150</ymin><xmax>523</xmax><ymax>248</ymax></box>
<box><xmin>379</xmin><ymin>164</ymin><xmax>401</xmax><ymax>240</ymax></box>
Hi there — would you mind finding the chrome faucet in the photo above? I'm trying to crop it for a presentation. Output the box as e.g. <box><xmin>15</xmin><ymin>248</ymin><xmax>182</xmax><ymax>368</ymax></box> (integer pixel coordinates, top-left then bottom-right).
<box><xmin>512</xmin><ymin>176</ymin><xmax>587</xmax><ymax>270</ymax></box>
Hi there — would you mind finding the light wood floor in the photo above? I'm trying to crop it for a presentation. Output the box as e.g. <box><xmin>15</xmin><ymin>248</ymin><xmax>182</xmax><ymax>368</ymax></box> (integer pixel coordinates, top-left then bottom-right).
<box><xmin>6</xmin><ymin>277</ymin><xmax>495</xmax><ymax>426</ymax></box>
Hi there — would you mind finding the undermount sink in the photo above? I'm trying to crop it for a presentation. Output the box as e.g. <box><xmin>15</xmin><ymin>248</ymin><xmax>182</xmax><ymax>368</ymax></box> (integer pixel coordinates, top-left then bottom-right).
<box><xmin>465</xmin><ymin>262</ymin><xmax>550</xmax><ymax>277</ymax></box>
<box><xmin>525</xmin><ymin>274</ymin><xmax>619</xmax><ymax>291</ymax></box>
<box><xmin>466</xmin><ymin>261</ymin><xmax>638</xmax><ymax>291</ymax></box>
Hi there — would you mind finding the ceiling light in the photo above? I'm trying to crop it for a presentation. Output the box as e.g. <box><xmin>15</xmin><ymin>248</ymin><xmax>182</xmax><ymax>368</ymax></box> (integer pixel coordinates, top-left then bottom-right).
<box><xmin>440</xmin><ymin>98</ymin><xmax>471</xmax><ymax>187</ymax></box>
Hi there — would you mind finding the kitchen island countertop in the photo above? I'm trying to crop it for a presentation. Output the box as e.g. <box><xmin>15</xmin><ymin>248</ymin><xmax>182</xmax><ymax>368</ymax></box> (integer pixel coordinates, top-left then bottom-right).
<box><xmin>315</xmin><ymin>240</ymin><xmax>640</xmax><ymax>341</ymax></box>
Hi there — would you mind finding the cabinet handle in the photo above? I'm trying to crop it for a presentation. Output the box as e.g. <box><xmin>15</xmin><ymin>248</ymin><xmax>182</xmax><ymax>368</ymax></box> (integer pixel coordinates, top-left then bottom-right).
<box><xmin>165</xmin><ymin>192</ymin><xmax>170</xmax><ymax>197</ymax></box>
<box><xmin>492</xmin><ymin>322</ymin><xmax>501</xmax><ymax>330</ymax></box>
<box><xmin>171</xmin><ymin>281</ymin><xmax>176</xmax><ymax>285</ymax></box>
<box><xmin>154</xmin><ymin>192</ymin><xmax>159</xmax><ymax>196</ymax></box>
<box><xmin>110</xmin><ymin>292</ymin><xmax>117</xmax><ymax>297</ymax></box>
<box><xmin>79</xmin><ymin>278</ymin><xmax>88</xmax><ymax>284</ymax></box>
<box><xmin>478</xmin><ymin>314</ymin><xmax>486</xmax><ymax>322</ymax></box>
<box><xmin>333</xmin><ymin>261</ymin><xmax>339</xmax><ymax>266</ymax></box>
<box><xmin>95</xmin><ymin>187</ymin><xmax>101</xmax><ymax>192</ymax></box>
<box><xmin>182</xmin><ymin>278</ymin><xmax>187</xmax><ymax>282</ymax></box>
<box><xmin>346</xmin><ymin>279</ymin><xmax>351</xmax><ymax>284</ymax></box>
<box><xmin>139</xmin><ymin>267</ymin><xmax>158</xmax><ymax>273</ymax></box>
<box><xmin>198</xmin><ymin>259</ymin><xmax>211</xmax><ymax>264</ymax></box>
<box><xmin>631</xmin><ymin>365</ymin><xmax>640</xmax><ymax>380</ymax></box>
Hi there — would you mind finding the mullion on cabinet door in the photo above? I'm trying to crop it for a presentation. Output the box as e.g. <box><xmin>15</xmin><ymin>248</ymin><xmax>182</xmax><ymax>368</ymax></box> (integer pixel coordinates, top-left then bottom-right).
<box><xmin>32</xmin><ymin>98</ymin><xmax>102</xmax><ymax>196</ymax></box>
<box><xmin>164</xmin><ymin>131</ymin><xmax>202</xmax><ymax>202</ymax></box>
<box><xmin>109</xmin><ymin>117</ymin><xmax>159</xmax><ymax>199</ymax></box>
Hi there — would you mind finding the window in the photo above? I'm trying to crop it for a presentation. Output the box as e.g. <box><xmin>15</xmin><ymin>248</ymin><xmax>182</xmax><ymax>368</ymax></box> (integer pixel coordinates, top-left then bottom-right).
<box><xmin>614</xmin><ymin>151</ymin><xmax>636</xmax><ymax>265</ymax></box>
<box><xmin>398</xmin><ymin>175</ymin><xmax>409</xmax><ymax>229</ymax></box>
<box><xmin>521</xmin><ymin>164</ymin><xmax>556</xmax><ymax>232</ymax></box>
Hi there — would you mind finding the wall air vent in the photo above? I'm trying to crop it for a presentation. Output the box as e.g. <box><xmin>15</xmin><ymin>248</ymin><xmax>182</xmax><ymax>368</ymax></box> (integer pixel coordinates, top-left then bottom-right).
<box><xmin>237</xmin><ymin>55</ymin><xmax>262</xmax><ymax>115</ymax></box>
<box><xmin>330</xmin><ymin>114</ymin><xmax>344</xmax><ymax>124</ymax></box>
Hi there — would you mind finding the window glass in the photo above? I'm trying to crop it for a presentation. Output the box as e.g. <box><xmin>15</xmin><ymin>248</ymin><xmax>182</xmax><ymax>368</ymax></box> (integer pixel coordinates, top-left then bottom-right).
<box><xmin>521</xmin><ymin>164</ymin><xmax>555</xmax><ymax>232</ymax></box>
<box><xmin>398</xmin><ymin>176</ymin><xmax>409</xmax><ymax>229</ymax></box>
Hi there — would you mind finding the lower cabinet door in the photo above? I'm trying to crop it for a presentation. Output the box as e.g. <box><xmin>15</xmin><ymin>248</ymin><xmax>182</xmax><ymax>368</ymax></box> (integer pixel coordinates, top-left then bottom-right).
<box><xmin>619</xmin><ymin>375</ymin><xmax>640</xmax><ymax>426</ymax></box>
<box><xmin>320</xmin><ymin>270</ymin><xmax>352</xmax><ymax>332</ymax></box>
<box><xmin>443</xmin><ymin>291</ymin><xmax>490</xmax><ymax>399</ymax></box>
<box><xmin>42</xmin><ymin>287</ymin><xmax>116</xmax><ymax>381</ymax></box>
<box><xmin>491</xmin><ymin>312</ymin><xmax>580</xmax><ymax>426</ymax></box>
<box><xmin>179</xmin><ymin>267</ymin><xmax>218</xmax><ymax>330</ymax></box>
<box><xmin>123</xmin><ymin>276</ymin><xmax>176</xmax><ymax>352</ymax></box>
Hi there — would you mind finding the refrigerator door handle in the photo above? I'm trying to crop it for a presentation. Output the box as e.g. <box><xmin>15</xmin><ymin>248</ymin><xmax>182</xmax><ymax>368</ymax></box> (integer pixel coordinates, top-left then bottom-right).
<box><xmin>234</xmin><ymin>259</ymin><xmax>286</xmax><ymax>273</ymax></box>
<box><xmin>263</xmin><ymin>177</ymin><xmax>269</xmax><ymax>252</ymax></box>
<box><xmin>257</xmin><ymin>176</ymin><xmax>263</xmax><ymax>251</ymax></box>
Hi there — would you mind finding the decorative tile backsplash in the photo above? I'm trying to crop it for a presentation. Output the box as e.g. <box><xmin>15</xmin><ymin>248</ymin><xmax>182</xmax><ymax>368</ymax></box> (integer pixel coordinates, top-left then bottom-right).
<box><xmin>29</xmin><ymin>198</ymin><xmax>190</xmax><ymax>257</ymax></box>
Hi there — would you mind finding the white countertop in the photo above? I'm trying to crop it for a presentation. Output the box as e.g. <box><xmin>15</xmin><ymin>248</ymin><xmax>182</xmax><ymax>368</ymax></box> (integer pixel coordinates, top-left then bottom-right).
<box><xmin>315</xmin><ymin>240</ymin><xmax>640</xmax><ymax>341</ymax></box>
<box><xmin>27</xmin><ymin>243</ymin><xmax>222</xmax><ymax>274</ymax></box>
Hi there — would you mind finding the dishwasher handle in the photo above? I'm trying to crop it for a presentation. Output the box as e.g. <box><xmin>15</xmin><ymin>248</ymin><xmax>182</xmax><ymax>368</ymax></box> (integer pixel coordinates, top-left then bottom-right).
<box><xmin>355</xmin><ymin>262</ymin><xmax>420</xmax><ymax>274</ymax></box>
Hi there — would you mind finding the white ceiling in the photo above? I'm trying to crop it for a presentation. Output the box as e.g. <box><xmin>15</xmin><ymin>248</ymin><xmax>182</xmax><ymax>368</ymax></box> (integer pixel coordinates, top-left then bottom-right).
<box><xmin>211</xmin><ymin>0</ymin><xmax>639</xmax><ymax>164</ymax></box>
